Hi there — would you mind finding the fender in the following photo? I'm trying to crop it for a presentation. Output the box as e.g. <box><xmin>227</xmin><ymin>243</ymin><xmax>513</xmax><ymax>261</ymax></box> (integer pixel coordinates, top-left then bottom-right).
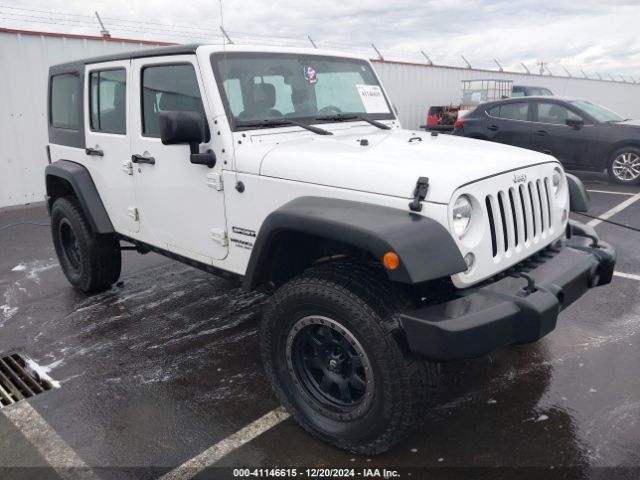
<box><xmin>242</xmin><ymin>197</ymin><xmax>467</xmax><ymax>290</ymax></box>
<box><xmin>45</xmin><ymin>160</ymin><xmax>114</xmax><ymax>234</ymax></box>
<box><xmin>565</xmin><ymin>173</ymin><xmax>591</xmax><ymax>213</ymax></box>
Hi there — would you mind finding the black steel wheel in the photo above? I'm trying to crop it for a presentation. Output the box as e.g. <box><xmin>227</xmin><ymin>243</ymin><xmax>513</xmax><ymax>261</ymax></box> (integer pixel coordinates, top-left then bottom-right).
<box><xmin>287</xmin><ymin>316</ymin><xmax>374</xmax><ymax>419</ymax></box>
<box><xmin>261</xmin><ymin>261</ymin><xmax>439</xmax><ymax>455</ymax></box>
<box><xmin>58</xmin><ymin>218</ymin><xmax>82</xmax><ymax>273</ymax></box>
<box><xmin>51</xmin><ymin>196</ymin><xmax>122</xmax><ymax>293</ymax></box>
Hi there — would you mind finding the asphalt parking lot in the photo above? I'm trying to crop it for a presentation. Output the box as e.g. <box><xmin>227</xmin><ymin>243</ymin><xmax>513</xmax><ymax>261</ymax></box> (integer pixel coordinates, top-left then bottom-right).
<box><xmin>1</xmin><ymin>171</ymin><xmax>639</xmax><ymax>480</ymax></box>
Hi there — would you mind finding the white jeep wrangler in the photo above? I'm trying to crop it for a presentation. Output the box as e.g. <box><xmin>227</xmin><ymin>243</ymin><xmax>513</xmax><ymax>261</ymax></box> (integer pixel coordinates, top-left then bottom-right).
<box><xmin>45</xmin><ymin>45</ymin><xmax>615</xmax><ymax>454</ymax></box>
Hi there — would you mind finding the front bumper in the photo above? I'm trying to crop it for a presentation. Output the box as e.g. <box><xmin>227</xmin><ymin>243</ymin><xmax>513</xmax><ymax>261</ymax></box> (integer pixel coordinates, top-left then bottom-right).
<box><xmin>400</xmin><ymin>221</ymin><xmax>616</xmax><ymax>361</ymax></box>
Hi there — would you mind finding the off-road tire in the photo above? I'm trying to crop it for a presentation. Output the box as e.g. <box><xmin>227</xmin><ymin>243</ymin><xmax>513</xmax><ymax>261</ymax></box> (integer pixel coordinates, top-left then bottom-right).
<box><xmin>261</xmin><ymin>261</ymin><xmax>439</xmax><ymax>455</ymax></box>
<box><xmin>50</xmin><ymin>196</ymin><xmax>121</xmax><ymax>293</ymax></box>
<box><xmin>607</xmin><ymin>146</ymin><xmax>640</xmax><ymax>185</ymax></box>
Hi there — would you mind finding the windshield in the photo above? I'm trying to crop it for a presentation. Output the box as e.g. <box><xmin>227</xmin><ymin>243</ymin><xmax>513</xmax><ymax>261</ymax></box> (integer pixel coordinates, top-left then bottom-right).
<box><xmin>570</xmin><ymin>100</ymin><xmax>625</xmax><ymax>122</ymax></box>
<box><xmin>211</xmin><ymin>52</ymin><xmax>394</xmax><ymax>129</ymax></box>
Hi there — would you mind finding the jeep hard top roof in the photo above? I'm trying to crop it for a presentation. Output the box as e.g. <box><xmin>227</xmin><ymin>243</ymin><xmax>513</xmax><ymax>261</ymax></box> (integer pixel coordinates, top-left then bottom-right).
<box><xmin>49</xmin><ymin>44</ymin><xmax>365</xmax><ymax>72</ymax></box>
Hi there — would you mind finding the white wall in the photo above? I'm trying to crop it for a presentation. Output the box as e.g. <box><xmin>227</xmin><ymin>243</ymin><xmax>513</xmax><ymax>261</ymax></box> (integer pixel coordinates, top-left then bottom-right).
<box><xmin>0</xmin><ymin>30</ymin><xmax>165</xmax><ymax>208</ymax></box>
<box><xmin>2</xmin><ymin>30</ymin><xmax>640</xmax><ymax>208</ymax></box>
<box><xmin>373</xmin><ymin>60</ymin><xmax>640</xmax><ymax>130</ymax></box>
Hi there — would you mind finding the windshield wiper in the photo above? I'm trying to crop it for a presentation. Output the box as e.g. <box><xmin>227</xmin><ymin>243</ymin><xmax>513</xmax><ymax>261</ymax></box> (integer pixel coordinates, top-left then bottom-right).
<box><xmin>315</xmin><ymin>113</ymin><xmax>391</xmax><ymax>130</ymax></box>
<box><xmin>235</xmin><ymin>119</ymin><xmax>332</xmax><ymax>135</ymax></box>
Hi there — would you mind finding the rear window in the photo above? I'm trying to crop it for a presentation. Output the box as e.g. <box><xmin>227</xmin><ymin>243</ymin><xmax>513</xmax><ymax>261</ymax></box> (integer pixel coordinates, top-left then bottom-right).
<box><xmin>50</xmin><ymin>74</ymin><xmax>81</xmax><ymax>129</ymax></box>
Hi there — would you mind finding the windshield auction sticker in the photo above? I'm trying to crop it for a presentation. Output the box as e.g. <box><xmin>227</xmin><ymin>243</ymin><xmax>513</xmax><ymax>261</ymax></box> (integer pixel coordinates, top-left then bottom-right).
<box><xmin>355</xmin><ymin>84</ymin><xmax>390</xmax><ymax>114</ymax></box>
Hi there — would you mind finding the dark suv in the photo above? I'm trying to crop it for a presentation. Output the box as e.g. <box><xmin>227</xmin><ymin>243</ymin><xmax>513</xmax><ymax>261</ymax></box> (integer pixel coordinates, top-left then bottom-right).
<box><xmin>453</xmin><ymin>96</ymin><xmax>640</xmax><ymax>184</ymax></box>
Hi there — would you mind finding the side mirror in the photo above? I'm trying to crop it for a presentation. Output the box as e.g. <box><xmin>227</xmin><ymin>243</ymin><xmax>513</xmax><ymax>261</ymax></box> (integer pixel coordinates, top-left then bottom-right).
<box><xmin>159</xmin><ymin>111</ymin><xmax>215</xmax><ymax>168</ymax></box>
<box><xmin>565</xmin><ymin>118</ymin><xmax>584</xmax><ymax>130</ymax></box>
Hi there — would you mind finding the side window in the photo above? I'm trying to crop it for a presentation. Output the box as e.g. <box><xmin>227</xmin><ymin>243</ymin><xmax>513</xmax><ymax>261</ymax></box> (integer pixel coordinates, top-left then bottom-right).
<box><xmin>89</xmin><ymin>69</ymin><xmax>126</xmax><ymax>134</ymax></box>
<box><xmin>51</xmin><ymin>74</ymin><xmax>81</xmax><ymax>129</ymax></box>
<box><xmin>141</xmin><ymin>64</ymin><xmax>204</xmax><ymax>137</ymax></box>
<box><xmin>537</xmin><ymin>103</ymin><xmax>582</xmax><ymax>125</ymax></box>
<box><xmin>488</xmin><ymin>102</ymin><xmax>529</xmax><ymax>121</ymax></box>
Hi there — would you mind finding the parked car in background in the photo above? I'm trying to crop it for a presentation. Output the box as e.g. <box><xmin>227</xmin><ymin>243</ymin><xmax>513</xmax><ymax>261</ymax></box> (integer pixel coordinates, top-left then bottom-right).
<box><xmin>453</xmin><ymin>96</ymin><xmax>640</xmax><ymax>184</ymax></box>
<box><xmin>512</xmin><ymin>85</ymin><xmax>553</xmax><ymax>97</ymax></box>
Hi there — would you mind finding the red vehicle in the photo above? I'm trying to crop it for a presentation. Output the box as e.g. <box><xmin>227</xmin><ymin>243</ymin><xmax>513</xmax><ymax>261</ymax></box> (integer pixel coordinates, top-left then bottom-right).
<box><xmin>424</xmin><ymin>105</ymin><xmax>459</xmax><ymax>132</ymax></box>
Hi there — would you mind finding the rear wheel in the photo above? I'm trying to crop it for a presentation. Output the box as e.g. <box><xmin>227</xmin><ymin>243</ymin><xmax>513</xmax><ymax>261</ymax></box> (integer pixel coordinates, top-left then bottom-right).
<box><xmin>51</xmin><ymin>197</ymin><xmax>121</xmax><ymax>293</ymax></box>
<box><xmin>607</xmin><ymin>147</ymin><xmax>640</xmax><ymax>184</ymax></box>
<box><xmin>261</xmin><ymin>262</ymin><xmax>439</xmax><ymax>454</ymax></box>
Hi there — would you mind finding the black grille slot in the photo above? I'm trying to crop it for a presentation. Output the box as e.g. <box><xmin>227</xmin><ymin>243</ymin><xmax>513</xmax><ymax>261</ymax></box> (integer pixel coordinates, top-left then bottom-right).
<box><xmin>0</xmin><ymin>354</ymin><xmax>53</xmax><ymax>408</ymax></box>
<box><xmin>544</xmin><ymin>178</ymin><xmax>552</xmax><ymax>228</ymax></box>
<box><xmin>528</xmin><ymin>182</ymin><xmax>537</xmax><ymax>237</ymax></box>
<box><xmin>486</xmin><ymin>196</ymin><xmax>498</xmax><ymax>257</ymax></box>
<box><xmin>497</xmin><ymin>192</ymin><xmax>508</xmax><ymax>252</ymax></box>
<box><xmin>508</xmin><ymin>188</ymin><xmax>519</xmax><ymax>246</ymax></box>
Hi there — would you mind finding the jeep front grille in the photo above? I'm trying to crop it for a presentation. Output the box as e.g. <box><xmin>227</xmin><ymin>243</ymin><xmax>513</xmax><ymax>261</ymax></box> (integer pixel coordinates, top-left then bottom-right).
<box><xmin>485</xmin><ymin>177</ymin><xmax>553</xmax><ymax>258</ymax></box>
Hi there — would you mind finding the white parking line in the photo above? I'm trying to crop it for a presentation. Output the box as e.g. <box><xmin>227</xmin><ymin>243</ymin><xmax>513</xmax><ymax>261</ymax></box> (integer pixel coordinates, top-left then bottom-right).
<box><xmin>2</xmin><ymin>402</ymin><xmax>100</xmax><ymax>480</ymax></box>
<box><xmin>588</xmin><ymin>192</ymin><xmax>640</xmax><ymax>228</ymax></box>
<box><xmin>160</xmin><ymin>407</ymin><xmax>290</xmax><ymax>480</ymax></box>
<box><xmin>614</xmin><ymin>271</ymin><xmax>640</xmax><ymax>282</ymax></box>
<box><xmin>587</xmin><ymin>189</ymin><xmax>635</xmax><ymax>196</ymax></box>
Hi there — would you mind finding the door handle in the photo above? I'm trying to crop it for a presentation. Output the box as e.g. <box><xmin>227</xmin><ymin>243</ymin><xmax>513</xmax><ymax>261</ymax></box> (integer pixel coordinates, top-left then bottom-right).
<box><xmin>487</xmin><ymin>125</ymin><xmax>499</xmax><ymax>131</ymax></box>
<box><xmin>535</xmin><ymin>130</ymin><xmax>547</xmax><ymax>136</ymax></box>
<box><xmin>85</xmin><ymin>147</ymin><xmax>104</xmax><ymax>157</ymax></box>
<box><xmin>131</xmin><ymin>154</ymin><xmax>155</xmax><ymax>165</ymax></box>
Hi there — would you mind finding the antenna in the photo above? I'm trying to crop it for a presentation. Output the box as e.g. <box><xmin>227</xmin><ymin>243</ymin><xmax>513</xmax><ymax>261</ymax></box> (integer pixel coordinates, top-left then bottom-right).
<box><xmin>580</xmin><ymin>69</ymin><xmax>588</xmax><ymax>79</ymax></box>
<box><xmin>371</xmin><ymin>43</ymin><xmax>384</xmax><ymax>61</ymax></box>
<box><xmin>494</xmin><ymin>59</ymin><xmax>503</xmax><ymax>72</ymax></box>
<box><xmin>94</xmin><ymin>11</ymin><xmax>110</xmax><ymax>38</ymax></box>
<box><xmin>563</xmin><ymin>67</ymin><xmax>572</xmax><ymax>77</ymax></box>
<box><xmin>461</xmin><ymin>55</ymin><xmax>471</xmax><ymax>69</ymax></box>
<box><xmin>420</xmin><ymin>50</ymin><xmax>433</xmax><ymax>65</ymax></box>
<box><xmin>521</xmin><ymin>62</ymin><xmax>530</xmax><ymax>74</ymax></box>
<box><xmin>545</xmin><ymin>65</ymin><xmax>553</xmax><ymax>76</ymax></box>
<box><xmin>307</xmin><ymin>35</ymin><xmax>317</xmax><ymax>49</ymax></box>
<box><xmin>619</xmin><ymin>74</ymin><xmax>627</xmax><ymax>82</ymax></box>
<box><xmin>595</xmin><ymin>72</ymin><xmax>602</xmax><ymax>80</ymax></box>
<box><xmin>537</xmin><ymin>61</ymin><xmax>546</xmax><ymax>75</ymax></box>
<box><xmin>220</xmin><ymin>26</ymin><xmax>233</xmax><ymax>44</ymax></box>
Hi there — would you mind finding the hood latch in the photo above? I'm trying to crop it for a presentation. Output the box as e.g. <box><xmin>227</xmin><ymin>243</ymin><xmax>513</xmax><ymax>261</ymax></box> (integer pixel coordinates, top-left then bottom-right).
<box><xmin>409</xmin><ymin>177</ymin><xmax>429</xmax><ymax>212</ymax></box>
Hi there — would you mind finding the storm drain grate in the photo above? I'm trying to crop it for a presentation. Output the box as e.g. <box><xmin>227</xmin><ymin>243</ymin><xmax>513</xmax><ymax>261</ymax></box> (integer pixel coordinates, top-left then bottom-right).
<box><xmin>0</xmin><ymin>354</ymin><xmax>53</xmax><ymax>408</ymax></box>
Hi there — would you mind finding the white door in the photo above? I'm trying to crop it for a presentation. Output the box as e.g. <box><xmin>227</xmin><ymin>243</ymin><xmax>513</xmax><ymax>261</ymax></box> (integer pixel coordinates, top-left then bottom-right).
<box><xmin>83</xmin><ymin>61</ymin><xmax>139</xmax><ymax>234</ymax></box>
<box><xmin>130</xmin><ymin>56</ymin><xmax>228</xmax><ymax>263</ymax></box>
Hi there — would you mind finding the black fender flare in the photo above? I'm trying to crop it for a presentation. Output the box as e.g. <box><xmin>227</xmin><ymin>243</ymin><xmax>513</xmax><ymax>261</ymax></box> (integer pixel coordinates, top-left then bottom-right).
<box><xmin>45</xmin><ymin>160</ymin><xmax>114</xmax><ymax>234</ymax></box>
<box><xmin>565</xmin><ymin>173</ymin><xmax>591</xmax><ymax>213</ymax></box>
<box><xmin>242</xmin><ymin>197</ymin><xmax>466</xmax><ymax>290</ymax></box>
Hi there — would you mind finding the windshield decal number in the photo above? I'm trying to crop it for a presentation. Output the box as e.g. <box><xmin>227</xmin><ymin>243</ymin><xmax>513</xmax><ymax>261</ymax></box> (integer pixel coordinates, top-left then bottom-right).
<box><xmin>356</xmin><ymin>85</ymin><xmax>390</xmax><ymax>114</ymax></box>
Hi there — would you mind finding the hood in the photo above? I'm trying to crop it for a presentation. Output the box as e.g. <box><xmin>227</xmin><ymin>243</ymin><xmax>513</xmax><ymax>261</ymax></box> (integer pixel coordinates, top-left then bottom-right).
<box><xmin>246</xmin><ymin>129</ymin><xmax>557</xmax><ymax>204</ymax></box>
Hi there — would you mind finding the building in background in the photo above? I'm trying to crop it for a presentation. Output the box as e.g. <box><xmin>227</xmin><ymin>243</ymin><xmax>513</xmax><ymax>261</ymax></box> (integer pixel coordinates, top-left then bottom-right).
<box><xmin>2</xmin><ymin>27</ymin><xmax>640</xmax><ymax>208</ymax></box>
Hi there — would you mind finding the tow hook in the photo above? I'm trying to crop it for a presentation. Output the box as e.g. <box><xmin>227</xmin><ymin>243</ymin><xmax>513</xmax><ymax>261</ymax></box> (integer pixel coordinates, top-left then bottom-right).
<box><xmin>510</xmin><ymin>271</ymin><xmax>537</xmax><ymax>295</ymax></box>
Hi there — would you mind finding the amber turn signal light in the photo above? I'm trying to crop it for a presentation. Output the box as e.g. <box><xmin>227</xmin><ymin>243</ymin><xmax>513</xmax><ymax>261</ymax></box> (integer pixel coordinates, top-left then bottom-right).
<box><xmin>383</xmin><ymin>252</ymin><xmax>400</xmax><ymax>270</ymax></box>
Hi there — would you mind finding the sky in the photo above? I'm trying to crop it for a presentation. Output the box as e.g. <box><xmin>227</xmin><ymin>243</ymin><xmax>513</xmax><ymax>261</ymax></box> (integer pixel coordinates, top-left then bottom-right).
<box><xmin>1</xmin><ymin>0</ymin><xmax>639</xmax><ymax>79</ymax></box>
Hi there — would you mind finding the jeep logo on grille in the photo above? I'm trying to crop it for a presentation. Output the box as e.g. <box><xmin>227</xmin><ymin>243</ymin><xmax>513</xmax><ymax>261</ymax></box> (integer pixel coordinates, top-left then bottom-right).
<box><xmin>513</xmin><ymin>173</ymin><xmax>527</xmax><ymax>183</ymax></box>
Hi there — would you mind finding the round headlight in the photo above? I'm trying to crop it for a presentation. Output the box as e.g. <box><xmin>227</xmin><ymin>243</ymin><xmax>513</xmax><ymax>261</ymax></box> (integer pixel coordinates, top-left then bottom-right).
<box><xmin>552</xmin><ymin>167</ymin><xmax>563</xmax><ymax>196</ymax></box>
<box><xmin>452</xmin><ymin>195</ymin><xmax>473</xmax><ymax>237</ymax></box>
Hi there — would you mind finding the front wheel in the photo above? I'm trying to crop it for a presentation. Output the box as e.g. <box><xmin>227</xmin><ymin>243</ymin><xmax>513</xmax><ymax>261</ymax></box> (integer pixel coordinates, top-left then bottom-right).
<box><xmin>51</xmin><ymin>197</ymin><xmax>121</xmax><ymax>293</ymax></box>
<box><xmin>261</xmin><ymin>262</ymin><xmax>439</xmax><ymax>454</ymax></box>
<box><xmin>607</xmin><ymin>147</ymin><xmax>640</xmax><ymax>185</ymax></box>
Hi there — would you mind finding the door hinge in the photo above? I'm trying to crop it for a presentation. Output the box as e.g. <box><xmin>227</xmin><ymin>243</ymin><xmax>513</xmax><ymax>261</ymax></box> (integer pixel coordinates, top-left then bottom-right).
<box><xmin>122</xmin><ymin>161</ymin><xmax>133</xmax><ymax>175</ymax></box>
<box><xmin>210</xmin><ymin>228</ymin><xmax>228</xmax><ymax>246</ymax></box>
<box><xmin>206</xmin><ymin>172</ymin><xmax>223</xmax><ymax>191</ymax></box>
<box><xmin>409</xmin><ymin>176</ymin><xmax>429</xmax><ymax>212</ymax></box>
<box><xmin>128</xmin><ymin>207</ymin><xmax>139</xmax><ymax>222</ymax></box>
